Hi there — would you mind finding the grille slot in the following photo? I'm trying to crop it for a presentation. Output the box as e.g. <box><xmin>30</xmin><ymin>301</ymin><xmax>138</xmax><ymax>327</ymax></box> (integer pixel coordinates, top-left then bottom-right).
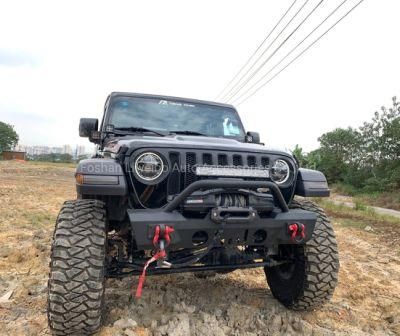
<box><xmin>233</xmin><ymin>155</ymin><xmax>243</xmax><ymax>166</ymax></box>
<box><xmin>184</xmin><ymin>152</ymin><xmax>197</xmax><ymax>187</ymax></box>
<box><xmin>202</xmin><ymin>153</ymin><xmax>213</xmax><ymax>165</ymax></box>
<box><xmin>261</xmin><ymin>157</ymin><xmax>269</xmax><ymax>167</ymax></box>
<box><xmin>247</xmin><ymin>155</ymin><xmax>256</xmax><ymax>167</ymax></box>
<box><xmin>218</xmin><ymin>154</ymin><xmax>228</xmax><ymax>166</ymax></box>
<box><xmin>167</xmin><ymin>152</ymin><xmax>180</xmax><ymax>195</ymax></box>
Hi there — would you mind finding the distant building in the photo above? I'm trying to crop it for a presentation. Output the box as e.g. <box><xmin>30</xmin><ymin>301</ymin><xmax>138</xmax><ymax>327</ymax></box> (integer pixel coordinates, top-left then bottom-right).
<box><xmin>1</xmin><ymin>151</ymin><xmax>26</xmax><ymax>160</ymax></box>
<box><xmin>76</xmin><ymin>145</ymin><xmax>86</xmax><ymax>157</ymax></box>
<box><xmin>51</xmin><ymin>147</ymin><xmax>63</xmax><ymax>154</ymax></box>
<box><xmin>33</xmin><ymin>146</ymin><xmax>50</xmax><ymax>155</ymax></box>
<box><xmin>11</xmin><ymin>144</ymin><xmax>93</xmax><ymax>160</ymax></box>
<box><xmin>62</xmin><ymin>145</ymin><xmax>72</xmax><ymax>156</ymax></box>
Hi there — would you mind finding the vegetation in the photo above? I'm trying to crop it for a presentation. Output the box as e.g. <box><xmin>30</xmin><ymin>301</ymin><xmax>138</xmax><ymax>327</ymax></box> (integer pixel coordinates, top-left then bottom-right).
<box><xmin>0</xmin><ymin>121</ymin><xmax>19</xmax><ymax>153</ymax></box>
<box><xmin>30</xmin><ymin>153</ymin><xmax>74</xmax><ymax>163</ymax></box>
<box><xmin>293</xmin><ymin>96</ymin><xmax>400</xmax><ymax>194</ymax></box>
<box><xmin>28</xmin><ymin>153</ymin><xmax>89</xmax><ymax>163</ymax></box>
<box><xmin>315</xmin><ymin>198</ymin><xmax>400</xmax><ymax>227</ymax></box>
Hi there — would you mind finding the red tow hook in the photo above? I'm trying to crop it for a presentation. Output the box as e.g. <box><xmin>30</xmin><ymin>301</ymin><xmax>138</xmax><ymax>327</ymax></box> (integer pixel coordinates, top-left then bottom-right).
<box><xmin>152</xmin><ymin>225</ymin><xmax>174</xmax><ymax>249</ymax></box>
<box><xmin>288</xmin><ymin>223</ymin><xmax>306</xmax><ymax>243</ymax></box>
<box><xmin>163</xmin><ymin>226</ymin><xmax>174</xmax><ymax>246</ymax></box>
<box><xmin>152</xmin><ymin>225</ymin><xmax>161</xmax><ymax>248</ymax></box>
<box><xmin>134</xmin><ymin>225</ymin><xmax>174</xmax><ymax>298</ymax></box>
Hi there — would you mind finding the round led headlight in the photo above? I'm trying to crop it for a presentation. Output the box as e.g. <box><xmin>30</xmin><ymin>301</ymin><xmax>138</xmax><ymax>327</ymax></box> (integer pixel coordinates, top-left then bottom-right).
<box><xmin>271</xmin><ymin>159</ymin><xmax>290</xmax><ymax>184</ymax></box>
<box><xmin>134</xmin><ymin>152</ymin><xmax>164</xmax><ymax>182</ymax></box>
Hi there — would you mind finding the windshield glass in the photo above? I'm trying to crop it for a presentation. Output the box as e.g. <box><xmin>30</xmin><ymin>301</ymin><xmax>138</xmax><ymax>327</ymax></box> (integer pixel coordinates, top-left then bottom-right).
<box><xmin>107</xmin><ymin>96</ymin><xmax>245</xmax><ymax>139</ymax></box>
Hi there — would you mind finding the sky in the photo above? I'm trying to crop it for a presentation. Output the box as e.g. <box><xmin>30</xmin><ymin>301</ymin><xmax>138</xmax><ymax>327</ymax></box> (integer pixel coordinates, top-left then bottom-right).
<box><xmin>0</xmin><ymin>0</ymin><xmax>399</xmax><ymax>152</ymax></box>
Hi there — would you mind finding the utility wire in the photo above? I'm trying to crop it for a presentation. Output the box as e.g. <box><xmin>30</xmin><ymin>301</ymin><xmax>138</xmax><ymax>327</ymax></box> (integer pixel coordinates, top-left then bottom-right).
<box><xmin>215</xmin><ymin>0</ymin><xmax>299</xmax><ymax>101</ymax></box>
<box><xmin>231</xmin><ymin>0</ymin><xmax>349</xmax><ymax>104</ymax></box>
<box><xmin>225</xmin><ymin>0</ymin><xmax>324</xmax><ymax>103</ymax></box>
<box><xmin>235</xmin><ymin>0</ymin><xmax>366</xmax><ymax>106</ymax></box>
<box><xmin>220</xmin><ymin>0</ymin><xmax>311</xmax><ymax>102</ymax></box>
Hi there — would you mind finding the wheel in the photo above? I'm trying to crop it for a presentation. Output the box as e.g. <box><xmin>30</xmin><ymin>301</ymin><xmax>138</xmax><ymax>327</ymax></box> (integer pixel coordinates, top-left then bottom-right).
<box><xmin>48</xmin><ymin>200</ymin><xmax>107</xmax><ymax>335</ymax></box>
<box><xmin>265</xmin><ymin>199</ymin><xmax>339</xmax><ymax>310</ymax></box>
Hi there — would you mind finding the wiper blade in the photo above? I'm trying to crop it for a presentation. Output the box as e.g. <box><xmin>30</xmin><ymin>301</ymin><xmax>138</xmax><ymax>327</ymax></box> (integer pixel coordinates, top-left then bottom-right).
<box><xmin>114</xmin><ymin>127</ymin><xmax>166</xmax><ymax>136</ymax></box>
<box><xmin>170</xmin><ymin>130</ymin><xmax>206</xmax><ymax>136</ymax></box>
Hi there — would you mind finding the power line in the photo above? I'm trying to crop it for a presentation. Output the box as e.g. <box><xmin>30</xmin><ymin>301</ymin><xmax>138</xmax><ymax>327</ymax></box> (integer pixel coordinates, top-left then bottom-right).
<box><xmin>225</xmin><ymin>0</ymin><xmax>324</xmax><ymax>103</ymax></box>
<box><xmin>215</xmin><ymin>0</ymin><xmax>299</xmax><ymax>101</ymax></box>
<box><xmin>220</xmin><ymin>0</ymin><xmax>311</xmax><ymax>102</ymax></box>
<box><xmin>231</xmin><ymin>0</ymin><xmax>349</xmax><ymax>105</ymax></box>
<box><xmin>235</xmin><ymin>0</ymin><xmax>366</xmax><ymax>106</ymax></box>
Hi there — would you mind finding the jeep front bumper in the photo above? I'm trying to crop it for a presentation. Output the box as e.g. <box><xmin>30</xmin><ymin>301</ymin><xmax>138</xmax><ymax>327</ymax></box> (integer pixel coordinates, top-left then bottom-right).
<box><xmin>129</xmin><ymin>180</ymin><xmax>317</xmax><ymax>250</ymax></box>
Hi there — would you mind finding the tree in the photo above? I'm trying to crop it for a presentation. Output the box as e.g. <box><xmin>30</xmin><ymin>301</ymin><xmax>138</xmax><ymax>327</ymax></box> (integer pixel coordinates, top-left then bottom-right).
<box><xmin>357</xmin><ymin>96</ymin><xmax>400</xmax><ymax>190</ymax></box>
<box><xmin>306</xmin><ymin>149</ymin><xmax>322</xmax><ymax>170</ymax></box>
<box><xmin>317</xmin><ymin>127</ymin><xmax>362</xmax><ymax>183</ymax></box>
<box><xmin>291</xmin><ymin>144</ymin><xmax>308</xmax><ymax>167</ymax></box>
<box><xmin>0</xmin><ymin>122</ymin><xmax>19</xmax><ymax>153</ymax></box>
<box><xmin>309</xmin><ymin>96</ymin><xmax>400</xmax><ymax>191</ymax></box>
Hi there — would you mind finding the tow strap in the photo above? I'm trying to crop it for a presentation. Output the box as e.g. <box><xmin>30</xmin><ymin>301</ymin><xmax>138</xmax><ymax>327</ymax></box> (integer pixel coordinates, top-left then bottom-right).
<box><xmin>133</xmin><ymin>250</ymin><xmax>166</xmax><ymax>298</ymax></box>
<box><xmin>133</xmin><ymin>225</ymin><xmax>174</xmax><ymax>298</ymax></box>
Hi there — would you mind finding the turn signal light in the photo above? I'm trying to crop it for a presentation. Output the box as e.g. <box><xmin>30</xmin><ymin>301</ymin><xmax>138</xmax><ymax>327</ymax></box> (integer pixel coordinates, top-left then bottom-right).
<box><xmin>75</xmin><ymin>174</ymin><xmax>84</xmax><ymax>185</ymax></box>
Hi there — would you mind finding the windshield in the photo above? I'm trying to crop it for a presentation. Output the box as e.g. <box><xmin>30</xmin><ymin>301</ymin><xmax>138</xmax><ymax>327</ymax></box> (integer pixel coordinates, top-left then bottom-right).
<box><xmin>107</xmin><ymin>96</ymin><xmax>245</xmax><ymax>139</ymax></box>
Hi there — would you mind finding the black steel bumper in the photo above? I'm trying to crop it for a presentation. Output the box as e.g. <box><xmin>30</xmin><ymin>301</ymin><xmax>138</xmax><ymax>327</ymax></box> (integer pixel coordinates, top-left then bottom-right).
<box><xmin>129</xmin><ymin>180</ymin><xmax>317</xmax><ymax>250</ymax></box>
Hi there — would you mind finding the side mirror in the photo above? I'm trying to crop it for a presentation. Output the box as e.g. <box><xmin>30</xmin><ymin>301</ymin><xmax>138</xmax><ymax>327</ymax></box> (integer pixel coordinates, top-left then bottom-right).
<box><xmin>245</xmin><ymin>131</ymin><xmax>260</xmax><ymax>144</ymax></box>
<box><xmin>79</xmin><ymin>118</ymin><xmax>99</xmax><ymax>137</ymax></box>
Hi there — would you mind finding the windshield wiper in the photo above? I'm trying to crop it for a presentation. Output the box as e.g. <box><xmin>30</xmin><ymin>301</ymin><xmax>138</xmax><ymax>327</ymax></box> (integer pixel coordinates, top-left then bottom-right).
<box><xmin>170</xmin><ymin>130</ymin><xmax>206</xmax><ymax>136</ymax></box>
<box><xmin>114</xmin><ymin>127</ymin><xmax>166</xmax><ymax>137</ymax></box>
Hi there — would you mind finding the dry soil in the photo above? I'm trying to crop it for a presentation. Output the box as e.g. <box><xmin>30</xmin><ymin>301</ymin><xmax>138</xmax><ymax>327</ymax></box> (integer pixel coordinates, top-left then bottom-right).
<box><xmin>0</xmin><ymin>161</ymin><xmax>399</xmax><ymax>336</ymax></box>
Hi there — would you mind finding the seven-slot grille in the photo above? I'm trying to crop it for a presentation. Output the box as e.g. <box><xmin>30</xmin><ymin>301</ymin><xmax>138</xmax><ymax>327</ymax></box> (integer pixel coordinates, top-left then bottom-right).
<box><xmin>166</xmin><ymin>150</ymin><xmax>270</xmax><ymax>195</ymax></box>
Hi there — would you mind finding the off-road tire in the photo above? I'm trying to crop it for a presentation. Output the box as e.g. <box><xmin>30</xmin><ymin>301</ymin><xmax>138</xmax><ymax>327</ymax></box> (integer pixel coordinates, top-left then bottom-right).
<box><xmin>48</xmin><ymin>200</ymin><xmax>107</xmax><ymax>335</ymax></box>
<box><xmin>265</xmin><ymin>199</ymin><xmax>339</xmax><ymax>310</ymax></box>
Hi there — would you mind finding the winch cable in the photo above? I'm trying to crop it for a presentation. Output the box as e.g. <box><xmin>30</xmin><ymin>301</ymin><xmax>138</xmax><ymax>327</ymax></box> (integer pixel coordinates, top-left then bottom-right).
<box><xmin>235</xmin><ymin>0</ymin><xmax>366</xmax><ymax>106</ymax></box>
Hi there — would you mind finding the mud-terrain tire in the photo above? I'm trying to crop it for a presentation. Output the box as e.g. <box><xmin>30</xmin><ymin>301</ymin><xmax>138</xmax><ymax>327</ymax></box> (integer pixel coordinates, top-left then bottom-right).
<box><xmin>48</xmin><ymin>200</ymin><xmax>107</xmax><ymax>335</ymax></box>
<box><xmin>265</xmin><ymin>199</ymin><xmax>339</xmax><ymax>310</ymax></box>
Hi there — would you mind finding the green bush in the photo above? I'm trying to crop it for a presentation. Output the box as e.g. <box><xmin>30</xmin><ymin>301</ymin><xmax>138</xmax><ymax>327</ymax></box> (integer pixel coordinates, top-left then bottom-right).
<box><xmin>298</xmin><ymin>96</ymin><xmax>400</xmax><ymax>194</ymax></box>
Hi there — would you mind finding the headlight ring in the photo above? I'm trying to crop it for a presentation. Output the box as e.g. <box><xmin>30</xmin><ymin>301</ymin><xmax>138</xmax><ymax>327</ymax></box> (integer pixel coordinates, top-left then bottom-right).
<box><xmin>270</xmin><ymin>159</ymin><xmax>291</xmax><ymax>185</ymax></box>
<box><xmin>133</xmin><ymin>152</ymin><xmax>167</xmax><ymax>184</ymax></box>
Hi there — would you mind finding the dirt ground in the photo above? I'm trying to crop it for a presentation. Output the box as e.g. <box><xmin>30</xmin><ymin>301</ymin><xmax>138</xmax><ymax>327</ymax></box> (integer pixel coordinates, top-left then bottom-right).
<box><xmin>0</xmin><ymin>161</ymin><xmax>399</xmax><ymax>336</ymax></box>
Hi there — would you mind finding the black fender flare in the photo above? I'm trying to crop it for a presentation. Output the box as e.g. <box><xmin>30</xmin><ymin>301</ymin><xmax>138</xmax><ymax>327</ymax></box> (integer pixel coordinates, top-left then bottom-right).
<box><xmin>75</xmin><ymin>159</ymin><xmax>128</xmax><ymax>196</ymax></box>
<box><xmin>295</xmin><ymin>168</ymin><xmax>330</xmax><ymax>197</ymax></box>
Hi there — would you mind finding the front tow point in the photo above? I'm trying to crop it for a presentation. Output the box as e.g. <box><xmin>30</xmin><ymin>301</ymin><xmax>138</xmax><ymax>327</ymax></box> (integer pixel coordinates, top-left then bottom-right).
<box><xmin>288</xmin><ymin>223</ymin><xmax>306</xmax><ymax>243</ymax></box>
<box><xmin>134</xmin><ymin>224</ymin><xmax>174</xmax><ymax>298</ymax></box>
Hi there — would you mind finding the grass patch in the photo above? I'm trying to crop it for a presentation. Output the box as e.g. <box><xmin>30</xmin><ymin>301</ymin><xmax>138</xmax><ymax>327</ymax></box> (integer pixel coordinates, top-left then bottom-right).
<box><xmin>354</xmin><ymin>192</ymin><xmax>400</xmax><ymax>211</ymax></box>
<box><xmin>315</xmin><ymin>199</ymin><xmax>400</xmax><ymax>226</ymax></box>
<box><xmin>22</xmin><ymin>211</ymin><xmax>56</xmax><ymax>228</ymax></box>
<box><xmin>336</xmin><ymin>218</ymin><xmax>366</xmax><ymax>229</ymax></box>
<box><xmin>331</xmin><ymin>183</ymin><xmax>400</xmax><ymax>211</ymax></box>
<box><xmin>331</xmin><ymin>183</ymin><xmax>359</xmax><ymax>196</ymax></box>
<box><xmin>26</xmin><ymin>161</ymin><xmax>76</xmax><ymax>168</ymax></box>
<box><xmin>354</xmin><ymin>201</ymin><xmax>367</xmax><ymax>211</ymax></box>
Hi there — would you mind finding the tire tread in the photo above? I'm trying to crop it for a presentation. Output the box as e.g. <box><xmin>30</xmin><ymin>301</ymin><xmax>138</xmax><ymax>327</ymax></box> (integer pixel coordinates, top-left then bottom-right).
<box><xmin>47</xmin><ymin>199</ymin><xmax>106</xmax><ymax>335</ymax></box>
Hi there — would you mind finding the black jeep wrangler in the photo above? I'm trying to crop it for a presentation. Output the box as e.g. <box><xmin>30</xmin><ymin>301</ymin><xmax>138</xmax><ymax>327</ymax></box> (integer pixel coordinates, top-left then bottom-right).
<box><xmin>47</xmin><ymin>92</ymin><xmax>339</xmax><ymax>335</ymax></box>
